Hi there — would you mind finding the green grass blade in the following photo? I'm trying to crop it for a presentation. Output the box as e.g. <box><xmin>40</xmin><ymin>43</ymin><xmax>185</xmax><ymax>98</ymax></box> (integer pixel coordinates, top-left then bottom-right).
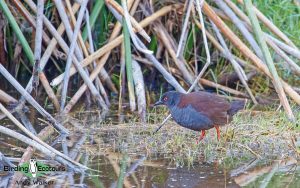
<box><xmin>244</xmin><ymin>0</ymin><xmax>294</xmax><ymax>120</ymax></box>
<box><xmin>116</xmin><ymin>154</ymin><xmax>128</xmax><ymax>188</ymax></box>
<box><xmin>148</xmin><ymin>35</ymin><xmax>158</xmax><ymax>52</ymax></box>
<box><xmin>0</xmin><ymin>0</ymin><xmax>34</xmax><ymax>65</ymax></box>
<box><xmin>5</xmin><ymin>26</ymin><xmax>14</xmax><ymax>62</ymax></box>
<box><xmin>123</xmin><ymin>18</ymin><xmax>135</xmax><ymax>110</ymax></box>
<box><xmin>82</xmin><ymin>0</ymin><xmax>104</xmax><ymax>41</ymax></box>
<box><xmin>184</xmin><ymin>29</ymin><xmax>194</xmax><ymax>61</ymax></box>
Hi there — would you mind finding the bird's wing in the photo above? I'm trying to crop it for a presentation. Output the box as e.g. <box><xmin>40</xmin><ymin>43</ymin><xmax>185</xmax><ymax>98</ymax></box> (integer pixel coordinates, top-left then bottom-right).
<box><xmin>178</xmin><ymin>91</ymin><xmax>230</xmax><ymax>125</ymax></box>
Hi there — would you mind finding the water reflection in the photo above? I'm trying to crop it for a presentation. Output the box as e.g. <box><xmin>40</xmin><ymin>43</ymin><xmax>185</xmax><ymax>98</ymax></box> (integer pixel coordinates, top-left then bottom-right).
<box><xmin>85</xmin><ymin>154</ymin><xmax>238</xmax><ymax>188</ymax></box>
<box><xmin>231</xmin><ymin>157</ymin><xmax>299</xmax><ymax>188</ymax></box>
<box><xmin>0</xmin><ymin>152</ymin><xmax>299</xmax><ymax>187</ymax></box>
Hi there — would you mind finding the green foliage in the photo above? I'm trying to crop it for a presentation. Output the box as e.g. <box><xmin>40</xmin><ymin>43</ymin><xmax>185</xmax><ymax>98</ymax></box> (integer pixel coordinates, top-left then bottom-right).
<box><xmin>123</xmin><ymin>18</ymin><xmax>135</xmax><ymax>104</ymax></box>
<box><xmin>82</xmin><ymin>0</ymin><xmax>105</xmax><ymax>42</ymax></box>
<box><xmin>230</xmin><ymin>0</ymin><xmax>300</xmax><ymax>49</ymax></box>
<box><xmin>0</xmin><ymin>0</ymin><xmax>34</xmax><ymax>65</ymax></box>
<box><xmin>148</xmin><ymin>35</ymin><xmax>158</xmax><ymax>52</ymax></box>
<box><xmin>183</xmin><ymin>27</ymin><xmax>198</xmax><ymax>61</ymax></box>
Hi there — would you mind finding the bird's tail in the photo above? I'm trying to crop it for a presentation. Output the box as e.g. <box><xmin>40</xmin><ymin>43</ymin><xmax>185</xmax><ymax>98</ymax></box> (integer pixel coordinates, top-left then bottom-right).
<box><xmin>228</xmin><ymin>100</ymin><xmax>246</xmax><ymax>116</ymax></box>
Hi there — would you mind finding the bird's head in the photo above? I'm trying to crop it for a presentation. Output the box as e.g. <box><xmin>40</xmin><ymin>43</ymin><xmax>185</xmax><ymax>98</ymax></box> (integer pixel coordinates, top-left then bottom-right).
<box><xmin>154</xmin><ymin>91</ymin><xmax>182</xmax><ymax>108</ymax></box>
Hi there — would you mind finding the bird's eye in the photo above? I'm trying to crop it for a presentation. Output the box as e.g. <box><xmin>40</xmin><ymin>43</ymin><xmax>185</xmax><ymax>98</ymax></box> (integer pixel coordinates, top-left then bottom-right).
<box><xmin>163</xmin><ymin>97</ymin><xmax>168</xmax><ymax>101</ymax></box>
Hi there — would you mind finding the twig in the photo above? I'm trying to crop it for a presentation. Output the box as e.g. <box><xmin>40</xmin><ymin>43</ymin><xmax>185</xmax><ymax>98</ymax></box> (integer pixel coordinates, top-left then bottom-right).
<box><xmin>200</xmin><ymin>78</ymin><xmax>248</xmax><ymax>97</ymax></box>
<box><xmin>50</xmin><ymin>4</ymin><xmax>183</xmax><ymax>86</ymax></box>
<box><xmin>244</xmin><ymin>0</ymin><xmax>294</xmax><ymax>120</ymax></box>
<box><xmin>12</xmin><ymin>0</ymin><xmax>60</xmax><ymax>58</ymax></box>
<box><xmin>19</xmin><ymin>0</ymin><xmax>80</xmax><ymax>94</ymax></box>
<box><xmin>11</xmin><ymin>0</ymin><xmax>60</xmax><ymax>111</ymax></box>
<box><xmin>189</xmin><ymin>0</ymin><xmax>210</xmax><ymax>92</ymax></box>
<box><xmin>132</xmin><ymin>60</ymin><xmax>146</xmax><ymax>122</ymax></box>
<box><xmin>0</xmin><ymin>125</ymin><xmax>83</xmax><ymax>172</ymax></box>
<box><xmin>120</xmin><ymin>0</ymin><xmax>152</xmax><ymax>54</ymax></box>
<box><xmin>219</xmin><ymin>0</ymin><xmax>300</xmax><ymax>76</ymax></box>
<box><xmin>202</xmin><ymin>2</ymin><xmax>300</xmax><ymax>105</ymax></box>
<box><xmin>230</xmin><ymin>158</ymin><xmax>260</xmax><ymax>177</ymax></box>
<box><xmin>192</xmin><ymin>23</ymin><xmax>198</xmax><ymax>74</ymax></box>
<box><xmin>64</xmin><ymin>0</ymin><xmax>89</xmax><ymax>58</ymax></box>
<box><xmin>0</xmin><ymin>152</ymin><xmax>16</xmax><ymax>168</ymax></box>
<box><xmin>79</xmin><ymin>153</ymin><xmax>89</xmax><ymax>185</ymax></box>
<box><xmin>62</xmin><ymin>0</ymin><xmax>148</xmax><ymax>113</ymax></box>
<box><xmin>65</xmin><ymin>0</ymin><xmax>115</xmax><ymax>98</ymax></box>
<box><xmin>0</xmin><ymin>89</ymin><xmax>17</xmax><ymax>104</ymax></box>
<box><xmin>69</xmin><ymin>134</ymin><xmax>87</xmax><ymax>159</ymax></box>
<box><xmin>52</xmin><ymin>0</ymin><xmax>84</xmax><ymax>61</ymax></box>
<box><xmin>0</xmin><ymin>63</ymin><xmax>69</xmax><ymax>133</ymax></box>
<box><xmin>60</xmin><ymin>5</ymin><xmax>185</xmax><ymax>113</ymax></box>
<box><xmin>210</xmin><ymin>21</ymin><xmax>258</xmax><ymax>104</ymax></box>
<box><xmin>237</xmin><ymin>0</ymin><xmax>298</xmax><ymax>49</ymax></box>
<box><xmin>85</xmin><ymin>10</ymin><xmax>111</xmax><ymax>106</ymax></box>
<box><xmin>0</xmin><ymin>103</ymin><xmax>87</xmax><ymax>170</ymax></box>
<box><xmin>39</xmin><ymin>72</ymin><xmax>60</xmax><ymax>110</ymax></box>
<box><xmin>269</xmin><ymin>35</ymin><xmax>300</xmax><ymax>60</ymax></box>
<box><xmin>193</xmin><ymin>19</ymin><xmax>257</xmax><ymax>71</ymax></box>
<box><xmin>16</xmin><ymin>110</ymin><xmax>37</xmax><ymax>135</ymax></box>
<box><xmin>31</xmin><ymin>0</ymin><xmax>44</xmax><ymax>91</ymax></box>
<box><xmin>28</xmin><ymin>0</ymin><xmax>106</xmax><ymax>112</ymax></box>
<box><xmin>59</xmin><ymin>0</ymin><xmax>91</xmax><ymax>110</ymax></box>
<box><xmin>61</xmin><ymin>134</ymin><xmax>69</xmax><ymax>156</ymax></box>
<box><xmin>55</xmin><ymin>134</ymin><xmax>87</xmax><ymax>187</ymax></box>
<box><xmin>267</xmin><ymin>39</ymin><xmax>300</xmax><ymax>76</ymax></box>
<box><xmin>140</xmin><ymin>2</ymin><xmax>196</xmax><ymax>87</ymax></box>
<box><xmin>176</xmin><ymin>0</ymin><xmax>193</xmax><ymax>57</ymax></box>
<box><xmin>105</xmin><ymin>0</ymin><xmax>151</xmax><ymax>42</ymax></box>
<box><xmin>214</xmin><ymin>0</ymin><xmax>263</xmax><ymax>59</ymax></box>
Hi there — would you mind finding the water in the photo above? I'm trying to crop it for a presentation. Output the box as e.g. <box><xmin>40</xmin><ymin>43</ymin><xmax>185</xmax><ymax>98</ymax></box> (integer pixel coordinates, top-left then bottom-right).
<box><xmin>0</xmin><ymin>111</ymin><xmax>299</xmax><ymax>187</ymax></box>
<box><xmin>0</xmin><ymin>154</ymin><xmax>239</xmax><ymax>187</ymax></box>
<box><xmin>1</xmin><ymin>152</ymin><xmax>298</xmax><ymax>187</ymax></box>
<box><xmin>82</xmin><ymin>155</ymin><xmax>239</xmax><ymax>188</ymax></box>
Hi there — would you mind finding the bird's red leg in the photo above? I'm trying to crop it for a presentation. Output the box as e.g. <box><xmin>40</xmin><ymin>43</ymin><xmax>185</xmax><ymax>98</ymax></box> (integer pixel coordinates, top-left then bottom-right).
<box><xmin>196</xmin><ymin>130</ymin><xmax>206</xmax><ymax>144</ymax></box>
<box><xmin>214</xmin><ymin>125</ymin><xmax>220</xmax><ymax>141</ymax></box>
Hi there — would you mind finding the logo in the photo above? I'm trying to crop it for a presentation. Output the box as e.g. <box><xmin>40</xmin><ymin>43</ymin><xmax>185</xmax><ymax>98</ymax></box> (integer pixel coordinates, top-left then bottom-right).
<box><xmin>29</xmin><ymin>159</ymin><xmax>38</xmax><ymax>178</ymax></box>
<box><xmin>3</xmin><ymin>158</ymin><xmax>66</xmax><ymax>178</ymax></box>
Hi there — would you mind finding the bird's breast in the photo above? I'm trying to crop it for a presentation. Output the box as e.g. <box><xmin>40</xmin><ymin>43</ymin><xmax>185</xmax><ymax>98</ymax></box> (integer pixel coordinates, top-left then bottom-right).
<box><xmin>170</xmin><ymin>105</ymin><xmax>213</xmax><ymax>131</ymax></box>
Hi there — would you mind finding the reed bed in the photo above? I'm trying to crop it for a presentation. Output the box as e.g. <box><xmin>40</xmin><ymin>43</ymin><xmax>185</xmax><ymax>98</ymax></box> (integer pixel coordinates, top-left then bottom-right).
<box><xmin>0</xmin><ymin>0</ymin><xmax>299</xmax><ymax>186</ymax></box>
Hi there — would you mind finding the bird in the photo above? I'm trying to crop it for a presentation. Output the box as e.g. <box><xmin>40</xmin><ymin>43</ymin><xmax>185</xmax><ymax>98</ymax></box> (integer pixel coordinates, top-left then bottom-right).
<box><xmin>154</xmin><ymin>91</ymin><xmax>245</xmax><ymax>142</ymax></box>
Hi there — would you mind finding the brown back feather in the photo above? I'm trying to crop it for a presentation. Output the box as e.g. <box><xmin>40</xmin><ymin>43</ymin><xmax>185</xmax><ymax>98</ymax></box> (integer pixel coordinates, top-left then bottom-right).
<box><xmin>178</xmin><ymin>92</ymin><xmax>231</xmax><ymax>125</ymax></box>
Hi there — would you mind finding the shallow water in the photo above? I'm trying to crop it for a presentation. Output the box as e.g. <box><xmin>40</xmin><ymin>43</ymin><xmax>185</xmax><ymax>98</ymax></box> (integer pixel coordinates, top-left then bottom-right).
<box><xmin>0</xmin><ymin>111</ymin><xmax>299</xmax><ymax>187</ymax></box>
<box><xmin>0</xmin><ymin>154</ymin><xmax>238</xmax><ymax>187</ymax></box>
<box><xmin>0</xmin><ymin>154</ymin><xmax>300</xmax><ymax>188</ymax></box>
<box><xmin>82</xmin><ymin>155</ymin><xmax>238</xmax><ymax>188</ymax></box>
<box><xmin>1</xmin><ymin>151</ymin><xmax>299</xmax><ymax>187</ymax></box>
<box><xmin>73</xmin><ymin>155</ymin><xmax>300</xmax><ymax>188</ymax></box>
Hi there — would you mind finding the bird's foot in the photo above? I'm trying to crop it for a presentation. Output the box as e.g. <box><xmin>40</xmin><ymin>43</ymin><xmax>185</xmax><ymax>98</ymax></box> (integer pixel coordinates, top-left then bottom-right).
<box><xmin>196</xmin><ymin>130</ymin><xmax>206</xmax><ymax>144</ymax></box>
<box><xmin>214</xmin><ymin>125</ymin><xmax>220</xmax><ymax>141</ymax></box>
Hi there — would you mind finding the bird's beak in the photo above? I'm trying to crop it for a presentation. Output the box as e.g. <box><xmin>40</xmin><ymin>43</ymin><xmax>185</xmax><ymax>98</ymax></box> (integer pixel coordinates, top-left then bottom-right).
<box><xmin>154</xmin><ymin>100</ymin><xmax>163</xmax><ymax>106</ymax></box>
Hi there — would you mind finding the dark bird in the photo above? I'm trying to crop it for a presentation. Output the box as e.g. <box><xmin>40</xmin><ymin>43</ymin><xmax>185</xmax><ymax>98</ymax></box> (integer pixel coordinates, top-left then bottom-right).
<box><xmin>154</xmin><ymin>91</ymin><xmax>245</xmax><ymax>142</ymax></box>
